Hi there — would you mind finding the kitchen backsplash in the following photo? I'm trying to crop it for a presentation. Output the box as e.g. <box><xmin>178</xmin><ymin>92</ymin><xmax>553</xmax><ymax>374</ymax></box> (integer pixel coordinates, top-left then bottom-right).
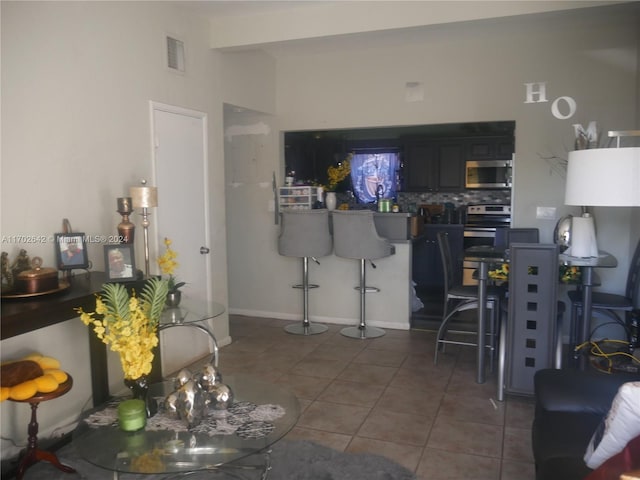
<box><xmin>399</xmin><ymin>190</ymin><xmax>511</xmax><ymax>209</ymax></box>
<box><xmin>332</xmin><ymin>189</ymin><xmax>510</xmax><ymax>211</ymax></box>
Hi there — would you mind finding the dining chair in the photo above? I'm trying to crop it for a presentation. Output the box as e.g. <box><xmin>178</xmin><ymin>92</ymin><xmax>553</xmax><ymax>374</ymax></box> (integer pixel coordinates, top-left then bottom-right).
<box><xmin>498</xmin><ymin>243</ymin><xmax>563</xmax><ymax>400</ymax></box>
<box><xmin>507</xmin><ymin>228</ymin><xmax>539</xmax><ymax>244</ymax></box>
<box><xmin>567</xmin><ymin>238</ymin><xmax>640</xmax><ymax>351</ymax></box>
<box><xmin>434</xmin><ymin>231</ymin><xmax>503</xmax><ymax>367</ymax></box>
<box><xmin>495</xmin><ymin>227</ymin><xmax>540</xmax><ymax>248</ymax></box>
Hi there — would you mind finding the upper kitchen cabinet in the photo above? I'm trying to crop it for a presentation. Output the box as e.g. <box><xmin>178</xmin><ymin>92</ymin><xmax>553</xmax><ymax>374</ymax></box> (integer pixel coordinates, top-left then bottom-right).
<box><xmin>403</xmin><ymin>139</ymin><xmax>465</xmax><ymax>192</ymax></box>
<box><xmin>285</xmin><ymin>132</ymin><xmax>347</xmax><ymax>185</ymax></box>
<box><xmin>404</xmin><ymin>142</ymin><xmax>437</xmax><ymax>191</ymax></box>
<box><xmin>467</xmin><ymin>136</ymin><xmax>515</xmax><ymax>160</ymax></box>
<box><xmin>437</xmin><ymin>141</ymin><xmax>466</xmax><ymax>189</ymax></box>
<box><xmin>284</xmin><ymin>121</ymin><xmax>515</xmax><ymax>189</ymax></box>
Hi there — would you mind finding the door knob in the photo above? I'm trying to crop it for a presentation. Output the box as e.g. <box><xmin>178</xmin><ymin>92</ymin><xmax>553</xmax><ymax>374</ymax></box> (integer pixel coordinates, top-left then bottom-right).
<box><xmin>200</xmin><ymin>246</ymin><xmax>210</xmax><ymax>255</ymax></box>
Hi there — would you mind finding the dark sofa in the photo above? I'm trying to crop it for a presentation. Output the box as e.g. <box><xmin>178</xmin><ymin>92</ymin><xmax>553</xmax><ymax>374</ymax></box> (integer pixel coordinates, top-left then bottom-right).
<box><xmin>532</xmin><ymin>368</ymin><xmax>640</xmax><ymax>480</ymax></box>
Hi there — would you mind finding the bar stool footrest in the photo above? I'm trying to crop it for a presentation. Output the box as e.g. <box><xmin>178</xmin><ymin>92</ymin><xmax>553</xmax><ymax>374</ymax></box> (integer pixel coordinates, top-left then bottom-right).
<box><xmin>292</xmin><ymin>284</ymin><xmax>319</xmax><ymax>289</ymax></box>
<box><xmin>353</xmin><ymin>286</ymin><xmax>380</xmax><ymax>293</ymax></box>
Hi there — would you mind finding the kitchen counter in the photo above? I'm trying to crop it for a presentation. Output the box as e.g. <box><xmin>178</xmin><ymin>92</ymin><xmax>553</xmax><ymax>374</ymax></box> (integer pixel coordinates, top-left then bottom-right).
<box><xmin>326</xmin><ymin>210</ymin><xmax>416</xmax><ymax>242</ymax></box>
<box><xmin>372</xmin><ymin>212</ymin><xmax>413</xmax><ymax>242</ymax></box>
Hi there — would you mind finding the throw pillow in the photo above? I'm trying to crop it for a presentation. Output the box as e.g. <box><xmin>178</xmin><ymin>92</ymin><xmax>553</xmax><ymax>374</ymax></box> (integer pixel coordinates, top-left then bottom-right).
<box><xmin>584</xmin><ymin>382</ymin><xmax>640</xmax><ymax>469</ymax></box>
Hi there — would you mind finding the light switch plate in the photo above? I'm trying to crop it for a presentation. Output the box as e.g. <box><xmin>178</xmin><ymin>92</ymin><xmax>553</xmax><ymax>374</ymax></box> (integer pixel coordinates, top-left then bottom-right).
<box><xmin>536</xmin><ymin>206</ymin><xmax>556</xmax><ymax>220</ymax></box>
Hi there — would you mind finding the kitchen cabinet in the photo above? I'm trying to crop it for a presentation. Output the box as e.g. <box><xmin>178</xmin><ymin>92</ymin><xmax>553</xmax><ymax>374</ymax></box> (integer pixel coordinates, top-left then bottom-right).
<box><xmin>403</xmin><ymin>141</ymin><xmax>465</xmax><ymax>192</ymax></box>
<box><xmin>437</xmin><ymin>142</ymin><xmax>466</xmax><ymax>189</ymax></box>
<box><xmin>412</xmin><ymin>225</ymin><xmax>464</xmax><ymax>289</ymax></box>
<box><xmin>284</xmin><ymin>133</ymin><xmax>341</xmax><ymax>185</ymax></box>
<box><xmin>404</xmin><ymin>143</ymin><xmax>437</xmax><ymax>191</ymax></box>
<box><xmin>467</xmin><ymin>136</ymin><xmax>514</xmax><ymax>160</ymax></box>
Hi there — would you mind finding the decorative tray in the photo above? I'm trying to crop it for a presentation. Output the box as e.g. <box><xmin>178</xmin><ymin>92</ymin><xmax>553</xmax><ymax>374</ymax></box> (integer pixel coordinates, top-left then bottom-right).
<box><xmin>1</xmin><ymin>280</ymin><xmax>70</xmax><ymax>299</ymax></box>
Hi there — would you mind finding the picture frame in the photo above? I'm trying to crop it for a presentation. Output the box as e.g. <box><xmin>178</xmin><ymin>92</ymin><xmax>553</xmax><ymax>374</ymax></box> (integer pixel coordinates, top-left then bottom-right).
<box><xmin>54</xmin><ymin>233</ymin><xmax>89</xmax><ymax>270</ymax></box>
<box><xmin>103</xmin><ymin>244</ymin><xmax>136</xmax><ymax>282</ymax></box>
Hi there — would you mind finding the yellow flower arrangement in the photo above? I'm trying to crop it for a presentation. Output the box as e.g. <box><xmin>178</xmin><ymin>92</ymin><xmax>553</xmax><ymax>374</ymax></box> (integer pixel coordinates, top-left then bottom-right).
<box><xmin>77</xmin><ymin>278</ymin><xmax>168</xmax><ymax>380</ymax></box>
<box><xmin>157</xmin><ymin>238</ymin><xmax>185</xmax><ymax>293</ymax></box>
<box><xmin>488</xmin><ymin>263</ymin><xmax>582</xmax><ymax>284</ymax></box>
<box><xmin>560</xmin><ymin>265</ymin><xmax>582</xmax><ymax>284</ymax></box>
<box><xmin>324</xmin><ymin>154</ymin><xmax>352</xmax><ymax>191</ymax></box>
<box><xmin>488</xmin><ymin>263</ymin><xmax>509</xmax><ymax>281</ymax></box>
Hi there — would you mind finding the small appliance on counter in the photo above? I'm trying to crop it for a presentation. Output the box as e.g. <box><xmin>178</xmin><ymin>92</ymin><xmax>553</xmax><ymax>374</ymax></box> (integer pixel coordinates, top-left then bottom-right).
<box><xmin>418</xmin><ymin>204</ymin><xmax>443</xmax><ymax>224</ymax></box>
<box><xmin>418</xmin><ymin>203</ymin><xmax>463</xmax><ymax>224</ymax></box>
<box><xmin>465</xmin><ymin>159</ymin><xmax>513</xmax><ymax>189</ymax></box>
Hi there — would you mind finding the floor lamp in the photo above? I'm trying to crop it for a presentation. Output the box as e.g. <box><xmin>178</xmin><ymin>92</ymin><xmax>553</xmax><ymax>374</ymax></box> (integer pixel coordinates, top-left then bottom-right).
<box><xmin>564</xmin><ymin>131</ymin><xmax>640</xmax><ymax>257</ymax></box>
<box><xmin>130</xmin><ymin>180</ymin><xmax>158</xmax><ymax>278</ymax></box>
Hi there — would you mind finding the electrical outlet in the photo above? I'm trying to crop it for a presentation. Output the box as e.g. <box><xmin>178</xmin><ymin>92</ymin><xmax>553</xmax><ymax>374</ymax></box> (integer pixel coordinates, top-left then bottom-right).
<box><xmin>536</xmin><ymin>206</ymin><xmax>557</xmax><ymax>220</ymax></box>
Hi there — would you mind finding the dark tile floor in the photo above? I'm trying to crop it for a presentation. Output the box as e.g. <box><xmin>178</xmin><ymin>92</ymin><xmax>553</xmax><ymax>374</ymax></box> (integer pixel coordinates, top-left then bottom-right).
<box><xmin>203</xmin><ymin>314</ymin><xmax>536</xmax><ymax>480</ymax></box>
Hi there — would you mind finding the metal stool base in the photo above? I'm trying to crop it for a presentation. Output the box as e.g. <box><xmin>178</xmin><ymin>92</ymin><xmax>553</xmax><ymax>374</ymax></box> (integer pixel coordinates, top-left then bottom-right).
<box><xmin>284</xmin><ymin>323</ymin><xmax>328</xmax><ymax>335</ymax></box>
<box><xmin>341</xmin><ymin>325</ymin><xmax>385</xmax><ymax>339</ymax></box>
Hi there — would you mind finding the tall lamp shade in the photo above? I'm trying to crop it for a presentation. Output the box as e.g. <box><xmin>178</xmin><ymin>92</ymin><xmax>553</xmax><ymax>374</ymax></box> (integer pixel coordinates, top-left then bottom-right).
<box><xmin>129</xmin><ymin>181</ymin><xmax>158</xmax><ymax>277</ymax></box>
<box><xmin>565</xmin><ymin>148</ymin><xmax>640</xmax><ymax>207</ymax></box>
<box><xmin>564</xmin><ymin>147</ymin><xmax>640</xmax><ymax>257</ymax></box>
<box><xmin>130</xmin><ymin>185</ymin><xmax>158</xmax><ymax>209</ymax></box>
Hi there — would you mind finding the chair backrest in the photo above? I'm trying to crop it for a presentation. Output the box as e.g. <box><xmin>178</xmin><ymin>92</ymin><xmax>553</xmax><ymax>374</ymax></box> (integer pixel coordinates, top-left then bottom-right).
<box><xmin>495</xmin><ymin>228</ymin><xmax>539</xmax><ymax>248</ymax></box>
<box><xmin>436</xmin><ymin>231</ymin><xmax>456</xmax><ymax>294</ymax></box>
<box><xmin>332</xmin><ymin>210</ymin><xmax>394</xmax><ymax>260</ymax></box>
<box><xmin>506</xmin><ymin>243</ymin><xmax>559</xmax><ymax>395</ymax></box>
<box><xmin>507</xmin><ymin>228</ymin><xmax>539</xmax><ymax>245</ymax></box>
<box><xmin>626</xmin><ymin>237</ymin><xmax>640</xmax><ymax>308</ymax></box>
<box><xmin>278</xmin><ymin>209</ymin><xmax>333</xmax><ymax>258</ymax></box>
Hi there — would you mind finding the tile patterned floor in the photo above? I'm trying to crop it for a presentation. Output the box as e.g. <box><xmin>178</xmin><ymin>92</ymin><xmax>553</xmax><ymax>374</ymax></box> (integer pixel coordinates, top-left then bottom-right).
<box><xmin>203</xmin><ymin>315</ymin><xmax>537</xmax><ymax>480</ymax></box>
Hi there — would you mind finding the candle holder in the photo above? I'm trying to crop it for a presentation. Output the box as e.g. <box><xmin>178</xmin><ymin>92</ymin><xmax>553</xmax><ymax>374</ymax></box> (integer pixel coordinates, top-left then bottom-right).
<box><xmin>116</xmin><ymin>197</ymin><xmax>135</xmax><ymax>244</ymax></box>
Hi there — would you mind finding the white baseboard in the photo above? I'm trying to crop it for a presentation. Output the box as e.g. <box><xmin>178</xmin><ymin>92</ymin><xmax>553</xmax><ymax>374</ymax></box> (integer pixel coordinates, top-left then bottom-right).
<box><xmin>227</xmin><ymin>308</ymin><xmax>410</xmax><ymax>331</ymax></box>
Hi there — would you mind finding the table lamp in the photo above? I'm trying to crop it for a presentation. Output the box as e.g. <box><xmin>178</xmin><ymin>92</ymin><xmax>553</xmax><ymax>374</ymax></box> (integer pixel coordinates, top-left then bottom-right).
<box><xmin>564</xmin><ymin>130</ymin><xmax>640</xmax><ymax>257</ymax></box>
<box><xmin>130</xmin><ymin>180</ymin><xmax>158</xmax><ymax>277</ymax></box>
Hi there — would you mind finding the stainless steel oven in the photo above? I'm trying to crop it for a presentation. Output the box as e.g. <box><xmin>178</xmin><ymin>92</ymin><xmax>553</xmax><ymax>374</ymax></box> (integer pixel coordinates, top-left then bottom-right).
<box><xmin>463</xmin><ymin>204</ymin><xmax>511</xmax><ymax>285</ymax></box>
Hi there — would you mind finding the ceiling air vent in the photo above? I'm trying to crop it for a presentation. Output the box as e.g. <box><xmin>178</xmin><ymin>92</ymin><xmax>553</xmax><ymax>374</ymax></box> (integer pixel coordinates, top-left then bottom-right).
<box><xmin>167</xmin><ymin>36</ymin><xmax>185</xmax><ymax>72</ymax></box>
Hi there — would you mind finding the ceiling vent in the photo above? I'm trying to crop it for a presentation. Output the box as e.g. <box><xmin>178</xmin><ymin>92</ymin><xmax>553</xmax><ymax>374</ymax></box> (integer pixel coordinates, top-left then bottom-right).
<box><xmin>167</xmin><ymin>36</ymin><xmax>185</xmax><ymax>72</ymax></box>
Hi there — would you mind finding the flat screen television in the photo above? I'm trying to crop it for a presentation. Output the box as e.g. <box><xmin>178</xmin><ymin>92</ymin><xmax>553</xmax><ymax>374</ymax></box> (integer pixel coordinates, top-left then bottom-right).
<box><xmin>350</xmin><ymin>152</ymin><xmax>400</xmax><ymax>204</ymax></box>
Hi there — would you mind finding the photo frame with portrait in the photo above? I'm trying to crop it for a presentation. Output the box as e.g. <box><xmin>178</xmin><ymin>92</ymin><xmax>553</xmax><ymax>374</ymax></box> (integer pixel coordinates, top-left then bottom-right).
<box><xmin>54</xmin><ymin>233</ymin><xmax>89</xmax><ymax>270</ymax></box>
<box><xmin>103</xmin><ymin>244</ymin><xmax>136</xmax><ymax>282</ymax></box>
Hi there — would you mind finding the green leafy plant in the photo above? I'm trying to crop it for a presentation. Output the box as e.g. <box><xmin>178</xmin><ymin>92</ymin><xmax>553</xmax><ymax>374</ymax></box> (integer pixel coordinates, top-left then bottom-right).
<box><xmin>77</xmin><ymin>277</ymin><xmax>168</xmax><ymax>379</ymax></box>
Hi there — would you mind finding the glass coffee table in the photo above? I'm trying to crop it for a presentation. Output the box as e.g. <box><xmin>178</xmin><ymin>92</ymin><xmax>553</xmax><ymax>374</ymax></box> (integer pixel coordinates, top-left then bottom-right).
<box><xmin>159</xmin><ymin>299</ymin><xmax>226</xmax><ymax>368</ymax></box>
<box><xmin>72</xmin><ymin>374</ymin><xmax>300</xmax><ymax>479</ymax></box>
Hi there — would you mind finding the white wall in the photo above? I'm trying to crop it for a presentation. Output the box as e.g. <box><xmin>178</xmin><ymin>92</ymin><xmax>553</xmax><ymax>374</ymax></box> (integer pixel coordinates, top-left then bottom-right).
<box><xmin>223</xmin><ymin>4</ymin><xmax>639</xmax><ymax>324</ymax></box>
<box><xmin>1</xmin><ymin>1</ymin><xmax>229</xmax><ymax>459</ymax></box>
<box><xmin>221</xmin><ymin>50</ymin><xmax>277</xmax><ymax>114</ymax></box>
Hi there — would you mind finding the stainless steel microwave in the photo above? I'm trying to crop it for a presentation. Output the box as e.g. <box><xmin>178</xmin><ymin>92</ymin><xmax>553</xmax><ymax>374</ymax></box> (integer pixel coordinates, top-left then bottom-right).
<box><xmin>465</xmin><ymin>159</ymin><xmax>513</xmax><ymax>189</ymax></box>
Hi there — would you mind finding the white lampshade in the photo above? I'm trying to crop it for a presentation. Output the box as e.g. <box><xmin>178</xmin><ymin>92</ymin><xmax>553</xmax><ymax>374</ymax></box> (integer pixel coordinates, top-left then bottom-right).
<box><xmin>565</xmin><ymin>147</ymin><xmax>640</xmax><ymax>207</ymax></box>
<box><xmin>563</xmin><ymin>146</ymin><xmax>640</xmax><ymax>257</ymax></box>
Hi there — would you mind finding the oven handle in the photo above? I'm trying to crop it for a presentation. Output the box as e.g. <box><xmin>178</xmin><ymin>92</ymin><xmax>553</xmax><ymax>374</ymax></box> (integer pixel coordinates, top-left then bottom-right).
<box><xmin>464</xmin><ymin>229</ymin><xmax>496</xmax><ymax>238</ymax></box>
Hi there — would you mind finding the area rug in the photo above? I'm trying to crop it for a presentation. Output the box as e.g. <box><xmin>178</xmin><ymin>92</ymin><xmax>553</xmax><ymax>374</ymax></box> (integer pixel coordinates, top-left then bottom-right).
<box><xmin>22</xmin><ymin>439</ymin><xmax>417</xmax><ymax>479</ymax></box>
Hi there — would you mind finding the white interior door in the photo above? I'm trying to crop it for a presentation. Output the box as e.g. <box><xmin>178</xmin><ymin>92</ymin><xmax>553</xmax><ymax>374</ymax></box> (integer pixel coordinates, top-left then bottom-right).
<box><xmin>151</xmin><ymin>102</ymin><xmax>211</xmax><ymax>373</ymax></box>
